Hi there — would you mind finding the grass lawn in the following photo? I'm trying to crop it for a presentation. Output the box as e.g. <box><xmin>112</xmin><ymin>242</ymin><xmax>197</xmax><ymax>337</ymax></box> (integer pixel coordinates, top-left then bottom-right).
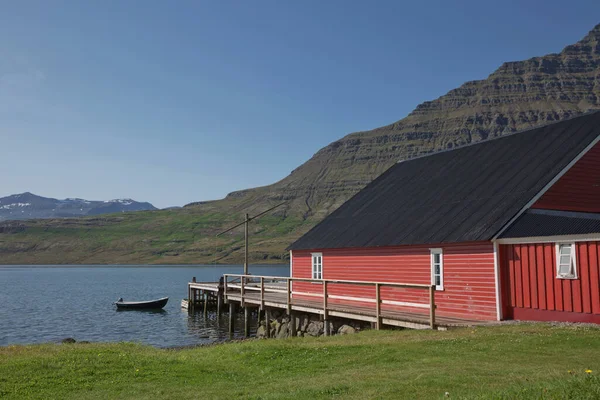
<box><xmin>1</xmin><ymin>324</ymin><xmax>599</xmax><ymax>399</ymax></box>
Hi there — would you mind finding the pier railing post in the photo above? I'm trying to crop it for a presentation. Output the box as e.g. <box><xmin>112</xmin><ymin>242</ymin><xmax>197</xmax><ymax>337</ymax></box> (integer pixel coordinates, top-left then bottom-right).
<box><xmin>429</xmin><ymin>285</ymin><xmax>436</xmax><ymax>330</ymax></box>
<box><xmin>375</xmin><ymin>283</ymin><xmax>381</xmax><ymax>330</ymax></box>
<box><xmin>323</xmin><ymin>280</ymin><xmax>329</xmax><ymax>336</ymax></box>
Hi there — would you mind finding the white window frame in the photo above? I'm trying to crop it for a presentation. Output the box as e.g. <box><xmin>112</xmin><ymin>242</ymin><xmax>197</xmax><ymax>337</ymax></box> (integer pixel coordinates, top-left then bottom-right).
<box><xmin>311</xmin><ymin>252</ymin><xmax>323</xmax><ymax>280</ymax></box>
<box><xmin>430</xmin><ymin>248</ymin><xmax>444</xmax><ymax>291</ymax></box>
<box><xmin>555</xmin><ymin>243</ymin><xmax>578</xmax><ymax>279</ymax></box>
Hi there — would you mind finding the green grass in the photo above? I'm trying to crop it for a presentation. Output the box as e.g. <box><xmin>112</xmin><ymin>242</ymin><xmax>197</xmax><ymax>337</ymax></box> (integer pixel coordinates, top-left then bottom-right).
<box><xmin>0</xmin><ymin>206</ymin><xmax>313</xmax><ymax>264</ymax></box>
<box><xmin>1</xmin><ymin>324</ymin><xmax>600</xmax><ymax>399</ymax></box>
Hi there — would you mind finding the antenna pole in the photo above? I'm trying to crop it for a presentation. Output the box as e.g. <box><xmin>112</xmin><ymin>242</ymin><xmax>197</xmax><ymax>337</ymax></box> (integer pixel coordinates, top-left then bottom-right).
<box><xmin>244</xmin><ymin>213</ymin><xmax>249</xmax><ymax>275</ymax></box>
<box><xmin>215</xmin><ymin>202</ymin><xmax>287</xmax><ymax>276</ymax></box>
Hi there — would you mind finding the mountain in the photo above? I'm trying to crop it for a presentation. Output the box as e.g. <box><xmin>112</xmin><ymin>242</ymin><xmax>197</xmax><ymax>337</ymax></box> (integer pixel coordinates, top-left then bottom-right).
<box><xmin>221</xmin><ymin>23</ymin><xmax>600</xmax><ymax>218</ymax></box>
<box><xmin>0</xmin><ymin>193</ymin><xmax>157</xmax><ymax>221</ymax></box>
<box><xmin>1</xmin><ymin>24</ymin><xmax>599</xmax><ymax>264</ymax></box>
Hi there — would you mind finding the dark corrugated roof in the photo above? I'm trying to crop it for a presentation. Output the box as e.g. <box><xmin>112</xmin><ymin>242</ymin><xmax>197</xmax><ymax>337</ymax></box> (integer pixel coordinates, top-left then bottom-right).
<box><xmin>500</xmin><ymin>209</ymin><xmax>600</xmax><ymax>238</ymax></box>
<box><xmin>289</xmin><ymin>111</ymin><xmax>600</xmax><ymax>250</ymax></box>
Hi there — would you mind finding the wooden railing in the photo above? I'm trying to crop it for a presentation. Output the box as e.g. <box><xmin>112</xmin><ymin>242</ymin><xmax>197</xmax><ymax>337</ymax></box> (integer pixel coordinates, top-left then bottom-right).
<box><xmin>223</xmin><ymin>274</ymin><xmax>436</xmax><ymax>329</ymax></box>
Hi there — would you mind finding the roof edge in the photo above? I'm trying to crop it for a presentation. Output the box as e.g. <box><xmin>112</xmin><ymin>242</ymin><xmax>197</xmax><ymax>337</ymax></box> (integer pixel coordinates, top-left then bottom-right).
<box><xmin>497</xmin><ymin>233</ymin><xmax>600</xmax><ymax>244</ymax></box>
<box><xmin>491</xmin><ymin>126</ymin><xmax>600</xmax><ymax>240</ymax></box>
<box><xmin>527</xmin><ymin>209</ymin><xmax>600</xmax><ymax>221</ymax></box>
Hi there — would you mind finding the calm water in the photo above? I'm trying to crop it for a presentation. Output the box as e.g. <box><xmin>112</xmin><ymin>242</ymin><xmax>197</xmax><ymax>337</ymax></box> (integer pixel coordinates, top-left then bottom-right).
<box><xmin>0</xmin><ymin>265</ymin><xmax>288</xmax><ymax>348</ymax></box>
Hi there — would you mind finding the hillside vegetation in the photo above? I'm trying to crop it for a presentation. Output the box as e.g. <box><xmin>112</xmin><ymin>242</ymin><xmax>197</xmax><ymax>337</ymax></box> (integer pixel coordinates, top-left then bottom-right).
<box><xmin>1</xmin><ymin>25</ymin><xmax>599</xmax><ymax>264</ymax></box>
<box><xmin>1</xmin><ymin>324</ymin><xmax>600</xmax><ymax>399</ymax></box>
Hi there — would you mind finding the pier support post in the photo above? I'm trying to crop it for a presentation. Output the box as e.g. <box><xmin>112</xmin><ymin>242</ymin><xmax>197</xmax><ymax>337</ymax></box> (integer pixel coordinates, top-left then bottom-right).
<box><xmin>217</xmin><ymin>293</ymin><xmax>223</xmax><ymax>316</ymax></box>
<box><xmin>203</xmin><ymin>292</ymin><xmax>208</xmax><ymax>315</ymax></box>
<box><xmin>244</xmin><ymin>307</ymin><xmax>250</xmax><ymax>337</ymax></box>
<box><xmin>265</xmin><ymin>308</ymin><xmax>271</xmax><ymax>338</ymax></box>
<box><xmin>289</xmin><ymin>312</ymin><xmax>296</xmax><ymax>337</ymax></box>
<box><xmin>190</xmin><ymin>277</ymin><xmax>196</xmax><ymax>310</ymax></box>
<box><xmin>188</xmin><ymin>285</ymin><xmax>192</xmax><ymax>310</ymax></box>
<box><xmin>229</xmin><ymin>302</ymin><xmax>236</xmax><ymax>336</ymax></box>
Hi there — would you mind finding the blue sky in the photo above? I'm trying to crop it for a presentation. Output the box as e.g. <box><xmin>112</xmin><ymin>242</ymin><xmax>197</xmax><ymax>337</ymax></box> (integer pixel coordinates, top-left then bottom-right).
<box><xmin>1</xmin><ymin>1</ymin><xmax>599</xmax><ymax>208</ymax></box>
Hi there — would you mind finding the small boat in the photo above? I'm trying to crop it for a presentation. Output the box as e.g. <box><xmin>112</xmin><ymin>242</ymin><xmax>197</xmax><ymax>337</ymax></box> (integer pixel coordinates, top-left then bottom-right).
<box><xmin>114</xmin><ymin>297</ymin><xmax>169</xmax><ymax>310</ymax></box>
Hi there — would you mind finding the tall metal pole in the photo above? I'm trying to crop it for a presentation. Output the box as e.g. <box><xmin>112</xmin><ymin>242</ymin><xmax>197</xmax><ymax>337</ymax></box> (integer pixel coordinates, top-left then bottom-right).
<box><xmin>216</xmin><ymin>202</ymin><xmax>286</xmax><ymax>276</ymax></box>
<box><xmin>244</xmin><ymin>213</ymin><xmax>249</xmax><ymax>275</ymax></box>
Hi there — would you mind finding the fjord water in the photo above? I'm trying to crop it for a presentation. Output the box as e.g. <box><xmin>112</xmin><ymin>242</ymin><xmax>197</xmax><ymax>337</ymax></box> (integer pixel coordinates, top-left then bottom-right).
<box><xmin>0</xmin><ymin>265</ymin><xmax>288</xmax><ymax>348</ymax></box>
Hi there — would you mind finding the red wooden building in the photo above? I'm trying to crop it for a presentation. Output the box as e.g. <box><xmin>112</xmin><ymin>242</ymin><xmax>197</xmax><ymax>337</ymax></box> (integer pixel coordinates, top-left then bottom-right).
<box><xmin>288</xmin><ymin>111</ymin><xmax>600</xmax><ymax>324</ymax></box>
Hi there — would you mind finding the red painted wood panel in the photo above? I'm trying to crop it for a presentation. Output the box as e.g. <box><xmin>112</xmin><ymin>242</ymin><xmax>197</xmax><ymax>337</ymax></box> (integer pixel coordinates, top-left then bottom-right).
<box><xmin>543</xmin><ymin>244</ymin><xmax>555</xmax><ymax>311</ymax></box>
<box><xmin>515</xmin><ymin>245</ymin><xmax>524</xmax><ymax>308</ymax></box>
<box><xmin>291</xmin><ymin>241</ymin><xmax>497</xmax><ymax>321</ymax></box>
<box><xmin>521</xmin><ymin>245</ymin><xmax>531</xmax><ymax>308</ymax></box>
<box><xmin>532</xmin><ymin>141</ymin><xmax>600</xmax><ymax>212</ymax></box>
<box><xmin>507</xmin><ymin>245</ymin><xmax>515</xmax><ymax>307</ymax></box>
<box><xmin>499</xmin><ymin>244</ymin><xmax>513</xmax><ymax>319</ymax></box>
<box><xmin>500</xmin><ymin>242</ymin><xmax>600</xmax><ymax>322</ymax></box>
<box><xmin>553</xmin><ymin>244</ymin><xmax>564</xmax><ymax>311</ymax></box>
<box><xmin>528</xmin><ymin>245</ymin><xmax>538</xmax><ymax>309</ymax></box>
<box><xmin>590</xmin><ymin>243</ymin><xmax>600</xmax><ymax>314</ymax></box>
<box><xmin>535</xmin><ymin>245</ymin><xmax>546</xmax><ymax>310</ymax></box>
<box><xmin>579</xmin><ymin>243</ymin><xmax>591</xmax><ymax>313</ymax></box>
<box><xmin>563</xmin><ymin>277</ymin><xmax>573</xmax><ymax>312</ymax></box>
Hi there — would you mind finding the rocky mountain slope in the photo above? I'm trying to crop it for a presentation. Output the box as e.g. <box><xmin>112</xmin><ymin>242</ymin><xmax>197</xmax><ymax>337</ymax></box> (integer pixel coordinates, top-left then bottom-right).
<box><xmin>219</xmin><ymin>23</ymin><xmax>600</xmax><ymax>219</ymax></box>
<box><xmin>0</xmin><ymin>192</ymin><xmax>157</xmax><ymax>221</ymax></box>
<box><xmin>1</xmin><ymin>24</ymin><xmax>599</xmax><ymax>264</ymax></box>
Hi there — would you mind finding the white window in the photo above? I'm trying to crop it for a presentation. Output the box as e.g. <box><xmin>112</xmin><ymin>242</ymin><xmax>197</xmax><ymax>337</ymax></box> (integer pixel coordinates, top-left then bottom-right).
<box><xmin>311</xmin><ymin>253</ymin><xmax>323</xmax><ymax>280</ymax></box>
<box><xmin>556</xmin><ymin>243</ymin><xmax>577</xmax><ymax>279</ymax></box>
<box><xmin>430</xmin><ymin>248</ymin><xmax>444</xmax><ymax>290</ymax></box>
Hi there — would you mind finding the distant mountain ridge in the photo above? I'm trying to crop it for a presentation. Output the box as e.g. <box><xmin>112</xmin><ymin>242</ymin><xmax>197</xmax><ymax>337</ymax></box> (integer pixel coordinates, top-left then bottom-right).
<box><xmin>0</xmin><ymin>192</ymin><xmax>157</xmax><ymax>221</ymax></box>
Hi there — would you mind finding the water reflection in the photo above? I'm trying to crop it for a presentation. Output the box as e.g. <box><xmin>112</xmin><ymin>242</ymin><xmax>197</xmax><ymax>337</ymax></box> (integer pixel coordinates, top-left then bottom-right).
<box><xmin>115</xmin><ymin>308</ymin><xmax>167</xmax><ymax>314</ymax></box>
<box><xmin>185</xmin><ymin>309</ymin><xmax>261</xmax><ymax>342</ymax></box>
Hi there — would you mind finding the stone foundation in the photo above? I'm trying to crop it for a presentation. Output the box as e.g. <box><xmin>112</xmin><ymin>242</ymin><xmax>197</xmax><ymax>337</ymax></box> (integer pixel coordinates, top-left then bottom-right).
<box><xmin>255</xmin><ymin>309</ymin><xmax>370</xmax><ymax>339</ymax></box>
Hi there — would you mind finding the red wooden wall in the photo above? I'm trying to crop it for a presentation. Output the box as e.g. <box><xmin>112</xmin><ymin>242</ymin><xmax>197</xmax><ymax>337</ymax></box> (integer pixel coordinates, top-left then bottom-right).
<box><xmin>499</xmin><ymin>242</ymin><xmax>600</xmax><ymax>323</ymax></box>
<box><xmin>532</xmin><ymin>141</ymin><xmax>600</xmax><ymax>213</ymax></box>
<box><xmin>291</xmin><ymin>242</ymin><xmax>497</xmax><ymax>321</ymax></box>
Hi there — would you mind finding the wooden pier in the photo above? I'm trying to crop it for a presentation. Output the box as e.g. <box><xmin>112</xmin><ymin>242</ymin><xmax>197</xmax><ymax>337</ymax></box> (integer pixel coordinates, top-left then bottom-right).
<box><xmin>187</xmin><ymin>274</ymin><xmax>493</xmax><ymax>336</ymax></box>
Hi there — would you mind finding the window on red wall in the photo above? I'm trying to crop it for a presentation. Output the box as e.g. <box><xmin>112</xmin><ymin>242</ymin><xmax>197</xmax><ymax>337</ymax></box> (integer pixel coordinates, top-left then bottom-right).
<box><xmin>556</xmin><ymin>243</ymin><xmax>577</xmax><ymax>279</ymax></box>
<box><xmin>311</xmin><ymin>253</ymin><xmax>322</xmax><ymax>280</ymax></box>
<box><xmin>430</xmin><ymin>248</ymin><xmax>444</xmax><ymax>290</ymax></box>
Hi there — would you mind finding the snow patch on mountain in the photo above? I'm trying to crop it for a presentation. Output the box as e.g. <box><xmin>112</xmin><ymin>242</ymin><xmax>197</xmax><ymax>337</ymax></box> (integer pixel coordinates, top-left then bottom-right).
<box><xmin>1</xmin><ymin>203</ymin><xmax>31</xmax><ymax>209</ymax></box>
<box><xmin>0</xmin><ymin>193</ymin><xmax>157</xmax><ymax>221</ymax></box>
<box><xmin>104</xmin><ymin>199</ymin><xmax>134</xmax><ymax>205</ymax></box>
